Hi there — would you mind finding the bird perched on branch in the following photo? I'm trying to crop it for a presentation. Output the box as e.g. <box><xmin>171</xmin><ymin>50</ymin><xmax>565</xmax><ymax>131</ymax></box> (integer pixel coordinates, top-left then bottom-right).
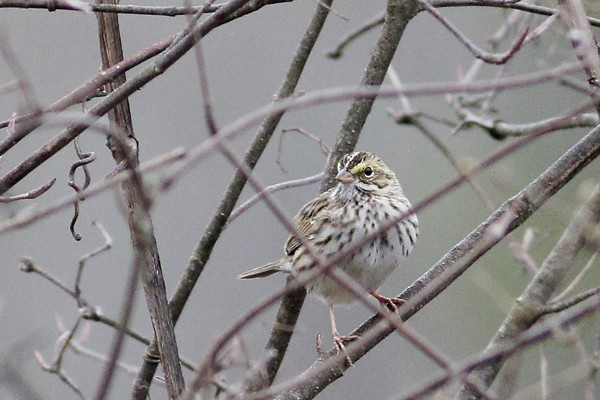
<box><xmin>239</xmin><ymin>151</ymin><xmax>418</xmax><ymax>354</ymax></box>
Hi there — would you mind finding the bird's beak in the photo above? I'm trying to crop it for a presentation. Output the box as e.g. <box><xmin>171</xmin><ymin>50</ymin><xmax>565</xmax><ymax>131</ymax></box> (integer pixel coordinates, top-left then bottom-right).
<box><xmin>335</xmin><ymin>168</ymin><xmax>356</xmax><ymax>185</ymax></box>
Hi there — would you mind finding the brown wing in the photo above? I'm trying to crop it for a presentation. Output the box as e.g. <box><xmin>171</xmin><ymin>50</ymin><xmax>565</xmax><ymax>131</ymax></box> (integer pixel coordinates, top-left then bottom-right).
<box><xmin>284</xmin><ymin>189</ymin><xmax>331</xmax><ymax>256</ymax></box>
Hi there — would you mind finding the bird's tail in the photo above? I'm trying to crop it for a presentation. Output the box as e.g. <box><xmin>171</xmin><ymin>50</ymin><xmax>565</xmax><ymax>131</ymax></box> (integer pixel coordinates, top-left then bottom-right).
<box><xmin>237</xmin><ymin>258</ymin><xmax>290</xmax><ymax>279</ymax></box>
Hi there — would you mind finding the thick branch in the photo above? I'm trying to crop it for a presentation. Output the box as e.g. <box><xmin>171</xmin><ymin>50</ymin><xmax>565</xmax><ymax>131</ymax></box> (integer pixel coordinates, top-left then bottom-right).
<box><xmin>95</xmin><ymin>3</ymin><xmax>184</xmax><ymax>399</ymax></box>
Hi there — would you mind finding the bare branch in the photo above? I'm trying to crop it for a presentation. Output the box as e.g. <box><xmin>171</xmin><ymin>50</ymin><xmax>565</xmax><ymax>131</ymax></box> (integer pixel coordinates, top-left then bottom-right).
<box><xmin>429</xmin><ymin>0</ymin><xmax>600</xmax><ymax>28</ymax></box>
<box><xmin>0</xmin><ymin>0</ymin><xmax>255</xmax><ymax>197</ymax></box>
<box><xmin>0</xmin><ymin>0</ymin><xmax>291</xmax><ymax>15</ymax></box>
<box><xmin>0</xmin><ymin>29</ymin><xmax>40</xmax><ymax>112</ymax></box>
<box><xmin>277</xmin><ymin>127</ymin><xmax>330</xmax><ymax>173</ymax></box>
<box><xmin>0</xmin><ymin>177</ymin><xmax>56</xmax><ymax>203</ymax></box>
<box><xmin>552</xmin><ymin>251</ymin><xmax>598</xmax><ymax>302</ymax></box>
<box><xmin>228</xmin><ymin>172</ymin><xmax>324</xmax><ymax>223</ymax></box>
<box><xmin>0</xmin><ymin>58</ymin><xmax>586</xmax><ymax>197</ymax></box>
<box><xmin>326</xmin><ymin>11</ymin><xmax>385</xmax><ymax>59</ymax></box>
<box><xmin>542</xmin><ymin>286</ymin><xmax>600</xmax><ymax>315</ymax></box>
<box><xmin>558</xmin><ymin>0</ymin><xmax>600</xmax><ymax>88</ymax></box>
<box><xmin>0</xmin><ymin>145</ymin><xmax>186</xmax><ymax>235</ymax></box>
<box><xmin>455</xmin><ymin>182</ymin><xmax>600</xmax><ymax>399</ymax></box>
<box><xmin>35</xmin><ymin>316</ymin><xmax>87</xmax><ymax>400</ymax></box>
<box><xmin>74</xmin><ymin>221</ymin><xmax>112</xmax><ymax>307</ymax></box>
<box><xmin>419</xmin><ymin>0</ymin><xmax>527</xmax><ymax>64</ymax></box>
<box><xmin>0</xmin><ymin>34</ymin><xmax>173</xmax><ymax>152</ymax></box>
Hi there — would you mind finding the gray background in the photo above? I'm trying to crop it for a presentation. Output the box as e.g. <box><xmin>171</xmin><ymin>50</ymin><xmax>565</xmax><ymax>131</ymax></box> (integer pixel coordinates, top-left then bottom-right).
<box><xmin>1</xmin><ymin>1</ymin><xmax>599</xmax><ymax>399</ymax></box>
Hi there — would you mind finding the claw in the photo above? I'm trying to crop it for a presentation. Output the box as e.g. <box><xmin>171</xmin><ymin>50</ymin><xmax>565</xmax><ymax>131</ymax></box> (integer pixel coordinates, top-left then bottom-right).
<box><xmin>333</xmin><ymin>332</ymin><xmax>359</xmax><ymax>366</ymax></box>
<box><xmin>370</xmin><ymin>291</ymin><xmax>405</xmax><ymax>311</ymax></box>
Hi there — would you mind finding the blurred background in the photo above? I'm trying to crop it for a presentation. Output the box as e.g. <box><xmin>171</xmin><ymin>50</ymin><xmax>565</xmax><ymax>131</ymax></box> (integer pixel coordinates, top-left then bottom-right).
<box><xmin>1</xmin><ymin>1</ymin><xmax>599</xmax><ymax>399</ymax></box>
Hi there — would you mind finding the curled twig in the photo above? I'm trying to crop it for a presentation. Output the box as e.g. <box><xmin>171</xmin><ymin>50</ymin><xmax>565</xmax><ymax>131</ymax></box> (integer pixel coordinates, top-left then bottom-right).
<box><xmin>67</xmin><ymin>138</ymin><xmax>96</xmax><ymax>241</ymax></box>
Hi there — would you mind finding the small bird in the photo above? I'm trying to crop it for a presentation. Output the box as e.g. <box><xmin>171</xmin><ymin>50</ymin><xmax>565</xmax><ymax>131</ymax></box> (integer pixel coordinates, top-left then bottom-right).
<box><xmin>238</xmin><ymin>151</ymin><xmax>418</xmax><ymax>352</ymax></box>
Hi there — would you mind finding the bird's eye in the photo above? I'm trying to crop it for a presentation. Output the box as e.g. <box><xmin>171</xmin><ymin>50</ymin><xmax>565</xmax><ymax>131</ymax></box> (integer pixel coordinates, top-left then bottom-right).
<box><xmin>363</xmin><ymin>166</ymin><xmax>374</xmax><ymax>177</ymax></box>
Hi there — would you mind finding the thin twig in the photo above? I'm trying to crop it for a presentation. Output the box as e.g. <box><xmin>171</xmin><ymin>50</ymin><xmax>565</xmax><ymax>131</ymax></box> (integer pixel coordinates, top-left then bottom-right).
<box><xmin>0</xmin><ymin>30</ymin><xmax>40</xmax><ymax>112</ymax></box>
<box><xmin>0</xmin><ymin>178</ymin><xmax>56</xmax><ymax>203</ymax></box>
<box><xmin>0</xmin><ymin>0</ymin><xmax>292</xmax><ymax>15</ymax></box>
<box><xmin>276</xmin><ymin>127</ymin><xmax>330</xmax><ymax>173</ymax></box>
<box><xmin>228</xmin><ymin>173</ymin><xmax>324</xmax><ymax>223</ymax></box>
<box><xmin>326</xmin><ymin>11</ymin><xmax>385</xmax><ymax>59</ymax></box>
<box><xmin>552</xmin><ymin>251</ymin><xmax>598</xmax><ymax>302</ymax></box>
<box><xmin>542</xmin><ymin>286</ymin><xmax>600</xmax><ymax>315</ymax></box>
<box><xmin>420</xmin><ymin>0</ymin><xmax>527</xmax><ymax>64</ymax></box>
<box><xmin>35</xmin><ymin>316</ymin><xmax>87</xmax><ymax>400</ymax></box>
<box><xmin>0</xmin><ymin>59</ymin><xmax>586</xmax><ymax>197</ymax></box>
<box><xmin>74</xmin><ymin>221</ymin><xmax>112</xmax><ymax>306</ymax></box>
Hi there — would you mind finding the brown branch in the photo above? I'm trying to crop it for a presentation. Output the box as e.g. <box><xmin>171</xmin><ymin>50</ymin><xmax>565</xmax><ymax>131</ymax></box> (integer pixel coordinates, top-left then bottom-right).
<box><xmin>17</xmin><ymin>254</ymin><xmax>199</xmax><ymax>372</ymax></box>
<box><xmin>429</xmin><ymin>0</ymin><xmax>600</xmax><ymax>27</ymax></box>
<box><xmin>559</xmin><ymin>0</ymin><xmax>600</xmax><ymax>85</ymax></box>
<box><xmin>401</xmin><ymin>293</ymin><xmax>600</xmax><ymax>400</ymax></box>
<box><xmin>35</xmin><ymin>317</ymin><xmax>86</xmax><ymax>399</ymax></box>
<box><xmin>0</xmin><ymin>62</ymin><xmax>590</xmax><ymax>236</ymax></box>
<box><xmin>228</xmin><ymin>172</ymin><xmax>324</xmax><ymax>223</ymax></box>
<box><xmin>0</xmin><ymin>54</ymin><xmax>585</xmax><ymax>198</ymax></box>
<box><xmin>320</xmin><ymin>0</ymin><xmax>418</xmax><ymax>190</ymax></box>
<box><xmin>237</xmin><ymin>3</ymin><xmax>336</xmax><ymax>393</ymax></box>
<box><xmin>0</xmin><ymin>0</ymin><xmax>291</xmax><ymax>15</ymax></box>
<box><xmin>325</xmin><ymin>11</ymin><xmax>385</xmax><ymax>59</ymax></box>
<box><xmin>94</xmin><ymin>3</ymin><xmax>184</xmax><ymax>399</ymax></box>
<box><xmin>181</xmin><ymin>118</ymin><xmax>598</xmax><ymax>400</ymax></box>
<box><xmin>542</xmin><ymin>286</ymin><xmax>600</xmax><ymax>315</ymax></box>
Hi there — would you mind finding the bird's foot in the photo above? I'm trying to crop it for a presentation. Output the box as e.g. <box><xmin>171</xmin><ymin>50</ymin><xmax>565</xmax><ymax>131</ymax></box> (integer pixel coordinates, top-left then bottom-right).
<box><xmin>332</xmin><ymin>331</ymin><xmax>359</xmax><ymax>366</ymax></box>
<box><xmin>370</xmin><ymin>291</ymin><xmax>405</xmax><ymax>311</ymax></box>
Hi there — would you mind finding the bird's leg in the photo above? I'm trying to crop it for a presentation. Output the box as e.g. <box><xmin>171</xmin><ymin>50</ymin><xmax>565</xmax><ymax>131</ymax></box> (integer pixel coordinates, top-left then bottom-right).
<box><xmin>328</xmin><ymin>304</ymin><xmax>358</xmax><ymax>364</ymax></box>
<box><xmin>370</xmin><ymin>291</ymin><xmax>405</xmax><ymax>311</ymax></box>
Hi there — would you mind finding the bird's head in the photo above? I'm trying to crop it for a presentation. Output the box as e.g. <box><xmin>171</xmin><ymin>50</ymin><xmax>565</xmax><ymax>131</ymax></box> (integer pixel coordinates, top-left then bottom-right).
<box><xmin>335</xmin><ymin>151</ymin><xmax>398</xmax><ymax>194</ymax></box>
